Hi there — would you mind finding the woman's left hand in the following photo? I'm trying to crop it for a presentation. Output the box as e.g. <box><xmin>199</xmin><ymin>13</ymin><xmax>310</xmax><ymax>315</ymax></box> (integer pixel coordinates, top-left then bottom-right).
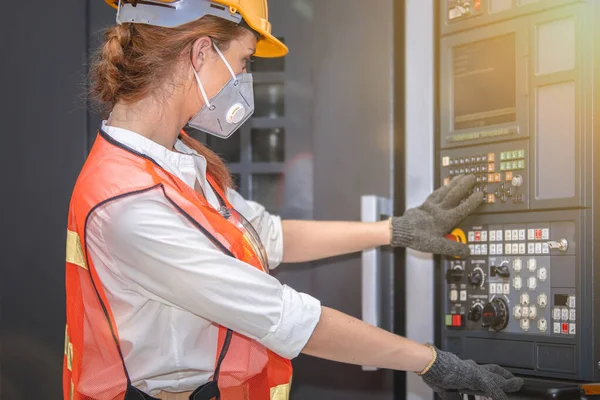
<box><xmin>390</xmin><ymin>174</ymin><xmax>483</xmax><ymax>258</ymax></box>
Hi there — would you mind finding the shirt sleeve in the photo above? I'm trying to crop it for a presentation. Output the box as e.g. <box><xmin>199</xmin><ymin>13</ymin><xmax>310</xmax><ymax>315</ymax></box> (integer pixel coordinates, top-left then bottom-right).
<box><xmin>102</xmin><ymin>190</ymin><xmax>321</xmax><ymax>359</ymax></box>
<box><xmin>225</xmin><ymin>188</ymin><xmax>284</xmax><ymax>270</ymax></box>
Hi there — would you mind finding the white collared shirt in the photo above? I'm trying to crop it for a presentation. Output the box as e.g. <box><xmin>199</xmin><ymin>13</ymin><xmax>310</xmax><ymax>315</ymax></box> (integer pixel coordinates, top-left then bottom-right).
<box><xmin>86</xmin><ymin>122</ymin><xmax>321</xmax><ymax>395</ymax></box>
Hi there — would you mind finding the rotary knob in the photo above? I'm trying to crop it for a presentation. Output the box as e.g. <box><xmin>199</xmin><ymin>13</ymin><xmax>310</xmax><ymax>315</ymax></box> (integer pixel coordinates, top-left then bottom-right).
<box><xmin>481</xmin><ymin>298</ymin><xmax>509</xmax><ymax>331</ymax></box>
<box><xmin>468</xmin><ymin>304</ymin><xmax>483</xmax><ymax>322</ymax></box>
<box><xmin>446</xmin><ymin>268</ymin><xmax>464</xmax><ymax>284</ymax></box>
<box><xmin>468</xmin><ymin>269</ymin><xmax>484</xmax><ymax>287</ymax></box>
<box><xmin>512</xmin><ymin>175</ymin><xmax>523</xmax><ymax>187</ymax></box>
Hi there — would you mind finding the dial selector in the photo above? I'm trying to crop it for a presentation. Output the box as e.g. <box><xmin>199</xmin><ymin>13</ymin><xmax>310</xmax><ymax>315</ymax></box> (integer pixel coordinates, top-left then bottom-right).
<box><xmin>468</xmin><ymin>304</ymin><xmax>483</xmax><ymax>322</ymax></box>
<box><xmin>468</xmin><ymin>268</ymin><xmax>484</xmax><ymax>287</ymax></box>
<box><xmin>446</xmin><ymin>268</ymin><xmax>464</xmax><ymax>284</ymax></box>
<box><xmin>481</xmin><ymin>299</ymin><xmax>509</xmax><ymax>331</ymax></box>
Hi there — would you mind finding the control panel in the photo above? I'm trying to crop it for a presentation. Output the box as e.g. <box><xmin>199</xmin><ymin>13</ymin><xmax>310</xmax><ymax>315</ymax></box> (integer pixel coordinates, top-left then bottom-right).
<box><xmin>440</xmin><ymin>141</ymin><xmax>529</xmax><ymax>212</ymax></box>
<box><xmin>440</xmin><ymin>212</ymin><xmax>587</xmax><ymax>380</ymax></box>
<box><xmin>436</xmin><ymin>0</ymin><xmax>600</xmax><ymax>386</ymax></box>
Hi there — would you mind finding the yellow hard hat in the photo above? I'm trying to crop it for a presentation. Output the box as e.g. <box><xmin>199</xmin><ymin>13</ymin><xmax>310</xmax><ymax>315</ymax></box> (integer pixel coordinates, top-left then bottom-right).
<box><xmin>104</xmin><ymin>0</ymin><xmax>288</xmax><ymax>58</ymax></box>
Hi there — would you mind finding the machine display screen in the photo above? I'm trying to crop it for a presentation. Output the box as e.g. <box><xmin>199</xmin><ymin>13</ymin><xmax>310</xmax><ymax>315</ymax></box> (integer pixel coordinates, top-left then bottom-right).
<box><xmin>453</xmin><ymin>34</ymin><xmax>517</xmax><ymax>131</ymax></box>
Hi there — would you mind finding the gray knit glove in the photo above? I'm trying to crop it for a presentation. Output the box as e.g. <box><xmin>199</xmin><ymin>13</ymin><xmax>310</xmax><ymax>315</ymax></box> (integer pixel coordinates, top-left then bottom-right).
<box><xmin>420</xmin><ymin>347</ymin><xmax>524</xmax><ymax>400</ymax></box>
<box><xmin>390</xmin><ymin>175</ymin><xmax>483</xmax><ymax>258</ymax></box>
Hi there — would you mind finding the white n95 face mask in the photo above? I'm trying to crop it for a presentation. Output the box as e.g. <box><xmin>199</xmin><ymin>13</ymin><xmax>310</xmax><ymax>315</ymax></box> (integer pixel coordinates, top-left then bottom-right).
<box><xmin>188</xmin><ymin>42</ymin><xmax>255</xmax><ymax>139</ymax></box>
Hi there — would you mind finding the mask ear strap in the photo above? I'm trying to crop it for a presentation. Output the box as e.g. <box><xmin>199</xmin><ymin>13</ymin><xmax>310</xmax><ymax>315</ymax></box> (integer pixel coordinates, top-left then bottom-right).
<box><xmin>212</xmin><ymin>41</ymin><xmax>238</xmax><ymax>82</ymax></box>
<box><xmin>193</xmin><ymin>68</ymin><xmax>213</xmax><ymax>109</ymax></box>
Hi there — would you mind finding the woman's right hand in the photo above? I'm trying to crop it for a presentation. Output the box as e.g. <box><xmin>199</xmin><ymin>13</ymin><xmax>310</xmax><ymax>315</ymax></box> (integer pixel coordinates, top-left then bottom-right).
<box><xmin>419</xmin><ymin>346</ymin><xmax>523</xmax><ymax>400</ymax></box>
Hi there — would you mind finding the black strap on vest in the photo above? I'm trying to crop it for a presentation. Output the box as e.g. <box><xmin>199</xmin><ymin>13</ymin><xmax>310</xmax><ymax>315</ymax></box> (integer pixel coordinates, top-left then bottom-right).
<box><xmin>127</xmin><ymin>329</ymin><xmax>233</xmax><ymax>400</ymax></box>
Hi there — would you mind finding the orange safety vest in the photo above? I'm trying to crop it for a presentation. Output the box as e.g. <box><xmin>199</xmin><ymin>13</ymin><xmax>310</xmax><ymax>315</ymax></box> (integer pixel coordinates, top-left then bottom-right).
<box><xmin>63</xmin><ymin>131</ymin><xmax>293</xmax><ymax>400</ymax></box>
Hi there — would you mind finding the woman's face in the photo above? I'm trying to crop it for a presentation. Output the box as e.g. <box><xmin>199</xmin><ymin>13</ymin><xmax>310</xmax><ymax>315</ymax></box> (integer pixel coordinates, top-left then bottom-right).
<box><xmin>190</xmin><ymin>30</ymin><xmax>257</xmax><ymax>104</ymax></box>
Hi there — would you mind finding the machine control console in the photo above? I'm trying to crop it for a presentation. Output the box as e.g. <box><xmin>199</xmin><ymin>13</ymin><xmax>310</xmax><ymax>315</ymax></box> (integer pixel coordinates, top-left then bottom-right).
<box><xmin>444</xmin><ymin>223</ymin><xmax>576</xmax><ymax>337</ymax></box>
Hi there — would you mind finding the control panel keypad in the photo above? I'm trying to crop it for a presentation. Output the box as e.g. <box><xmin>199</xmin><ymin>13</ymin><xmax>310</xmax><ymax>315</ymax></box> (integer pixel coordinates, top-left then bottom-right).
<box><xmin>445</xmin><ymin>223</ymin><xmax>559</xmax><ymax>336</ymax></box>
<box><xmin>441</xmin><ymin>143</ymin><xmax>528</xmax><ymax>209</ymax></box>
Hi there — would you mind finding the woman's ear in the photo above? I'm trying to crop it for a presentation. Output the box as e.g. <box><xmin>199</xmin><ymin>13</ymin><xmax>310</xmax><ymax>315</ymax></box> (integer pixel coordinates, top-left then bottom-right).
<box><xmin>191</xmin><ymin>36</ymin><xmax>213</xmax><ymax>72</ymax></box>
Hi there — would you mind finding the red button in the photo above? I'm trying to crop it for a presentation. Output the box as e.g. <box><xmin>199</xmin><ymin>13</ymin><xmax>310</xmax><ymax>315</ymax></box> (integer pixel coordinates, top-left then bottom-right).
<box><xmin>474</xmin><ymin>0</ymin><xmax>481</xmax><ymax>10</ymax></box>
<box><xmin>475</xmin><ymin>232</ymin><xmax>481</xmax><ymax>241</ymax></box>
<box><xmin>562</xmin><ymin>323</ymin><xmax>569</xmax><ymax>334</ymax></box>
<box><xmin>535</xmin><ymin>229</ymin><xmax>542</xmax><ymax>240</ymax></box>
<box><xmin>452</xmin><ymin>314</ymin><xmax>463</xmax><ymax>327</ymax></box>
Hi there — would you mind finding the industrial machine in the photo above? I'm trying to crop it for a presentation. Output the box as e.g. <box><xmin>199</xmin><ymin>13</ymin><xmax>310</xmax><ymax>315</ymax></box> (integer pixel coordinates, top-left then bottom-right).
<box><xmin>436</xmin><ymin>0</ymin><xmax>600</xmax><ymax>394</ymax></box>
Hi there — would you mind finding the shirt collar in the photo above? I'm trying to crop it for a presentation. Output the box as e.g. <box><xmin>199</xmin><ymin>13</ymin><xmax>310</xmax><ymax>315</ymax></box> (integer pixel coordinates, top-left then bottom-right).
<box><xmin>100</xmin><ymin>121</ymin><xmax>208</xmax><ymax>190</ymax></box>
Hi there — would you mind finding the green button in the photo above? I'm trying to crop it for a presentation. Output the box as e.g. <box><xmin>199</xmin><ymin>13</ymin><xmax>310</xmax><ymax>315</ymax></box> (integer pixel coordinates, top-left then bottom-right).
<box><xmin>512</xmin><ymin>151</ymin><xmax>518</xmax><ymax>159</ymax></box>
<box><xmin>512</xmin><ymin>161</ymin><xmax>518</xmax><ymax>170</ymax></box>
<box><xmin>500</xmin><ymin>152</ymin><xmax>506</xmax><ymax>160</ymax></box>
<box><xmin>445</xmin><ymin>315</ymin><xmax>453</xmax><ymax>326</ymax></box>
<box><xmin>518</xmin><ymin>160</ymin><xmax>525</xmax><ymax>169</ymax></box>
<box><xmin>518</xmin><ymin>149</ymin><xmax>525</xmax><ymax>158</ymax></box>
<box><xmin>500</xmin><ymin>162</ymin><xmax>505</xmax><ymax>171</ymax></box>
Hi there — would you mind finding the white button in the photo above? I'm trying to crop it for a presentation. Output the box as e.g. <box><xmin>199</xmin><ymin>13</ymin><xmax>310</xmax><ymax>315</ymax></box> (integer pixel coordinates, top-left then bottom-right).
<box><xmin>569</xmin><ymin>309</ymin><xmax>576</xmax><ymax>321</ymax></box>
<box><xmin>505</xmin><ymin>230</ymin><xmax>512</xmax><ymax>241</ymax></box>
<box><xmin>568</xmin><ymin>296</ymin><xmax>576</xmax><ymax>308</ymax></box>
<box><xmin>513</xmin><ymin>259</ymin><xmax>522</xmax><ymax>272</ymax></box>
<box><xmin>537</xmin><ymin>267</ymin><xmax>547</xmax><ymax>282</ymax></box>
<box><xmin>496</xmin><ymin>283</ymin><xmax>504</xmax><ymax>294</ymax></box>
<box><xmin>481</xmin><ymin>231</ymin><xmax>488</xmax><ymax>241</ymax></box>
<box><xmin>474</xmin><ymin>244</ymin><xmax>481</xmax><ymax>255</ymax></box>
<box><xmin>521</xmin><ymin>319</ymin><xmax>530</xmax><ymax>331</ymax></box>
<box><xmin>553</xmin><ymin>307</ymin><xmax>561</xmax><ymax>320</ymax></box>
<box><xmin>497</xmin><ymin>230</ymin><xmax>503</xmax><ymax>241</ymax></box>
<box><xmin>513</xmin><ymin>277</ymin><xmax>522</xmax><ymax>290</ymax></box>
<box><xmin>562</xmin><ymin>308</ymin><xmax>569</xmax><ymax>321</ymax></box>
<box><xmin>442</xmin><ymin>157</ymin><xmax>450</xmax><ymax>167</ymax></box>
<box><xmin>503</xmin><ymin>283</ymin><xmax>510</xmax><ymax>294</ymax></box>
<box><xmin>513</xmin><ymin>305</ymin><xmax>522</xmax><ymax>319</ymax></box>
<box><xmin>468</xmin><ymin>231</ymin><xmax>475</xmax><ymax>242</ymax></box>
<box><xmin>542</xmin><ymin>243</ymin><xmax>549</xmax><ymax>254</ymax></box>
<box><xmin>553</xmin><ymin>322</ymin><xmax>561</xmax><ymax>333</ymax></box>
<box><xmin>529</xmin><ymin>305</ymin><xmax>537</xmax><ymax>319</ymax></box>
<box><xmin>522</xmin><ymin>306</ymin><xmax>529</xmax><ymax>318</ymax></box>
<box><xmin>527</xmin><ymin>276</ymin><xmax>537</xmax><ymax>290</ymax></box>
<box><xmin>528</xmin><ymin>243</ymin><xmax>535</xmax><ymax>254</ymax></box>
<box><xmin>496</xmin><ymin>244</ymin><xmax>503</xmax><ymax>255</ymax></box>
<box><xmin>521</xmin><ymin>293</ymin><xmax>530</xmax><ymax>305</ymax></box>
<box><xmin>450</xmin><ymin>290</ymin><xmax>458</xmax><ymax>301</ymax></box>
<box><xmin>519</xmin><ymin>243</ymin><xmax>526</xmax><ymax>254</ymax></box>
<box><xmin>490</xmin><ymin>245</ymin><xmax>496</xmax><ymax>255</ymax></box>
<box><xmin>512</xmin><ymin>244</ymin><xmax>519</xmax><ymax>255</ymax></box>
<box><xmin>519</xmin><ymin>230</ymin><xmax>526</xmax><ymax>240</ymax></box>
<box><xmin>505</xmin><ymin>244</ymin><xmax>512</xmax><ymax>254</ymax></box>
<box><xmin>481</xmin><ymin>244</ymin><xmax>488</xmax><ymax>255</ymax></box>
<box><xmin>542</xmin><ymin>228</ymin><xmax>550</xmax><ymax>240</ymax></box>
<box><xmin>490</xmin><ymin>231</ymin><xmax>496</xmax><ymax>241</ymax></box>
<box><xmin>511</xmin><ymin>230</ymin><xmax>518</xmax><ymax>240</ymax></box>
<box><xmin>538</xmin><ymin>293</ymin><xmax>548</xmax><ymax>307</ymax></box>
<box><xmin>527</xmin><ymin>259</ymin><xmax>537</xmax><ymax>271</ymax></box>
<box><xmin>569</xmin><ymin>323</ymin><xmax>576</xmax><ymax>335</ymax></box>
<box><xmin>469</xmin><ymin>245</ymin><xmax>475</xmax><ymax>254</ymax></box>
<box><xmin>460</xmin><ymin>290</ymin><xmax>467</xmax><ymax>301</ymax></box>
<box><xmin>538</xmin><ymin>318</ymin><xmax>547</xmax><ymax>332</ymax></box>
<box><xmin>490</xmin><ymin>284</ymin><xmax>496</xmax><ymax>294</ymax></box>
<box><xmin>528</xmin><ymin>229</ymin><xmax>535</xmax><ymax>240</ymax></box>
<box><xmin>535</xmin><ymin>243</ymin><xmax>542</xmax><ymax>254</ymax></box>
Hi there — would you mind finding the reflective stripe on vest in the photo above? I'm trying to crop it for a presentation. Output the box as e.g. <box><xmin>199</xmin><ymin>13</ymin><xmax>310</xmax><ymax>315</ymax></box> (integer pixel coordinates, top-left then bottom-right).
<box><xmin>63</xmin><ymin>131</ymin><xmax>292</xmax><ymax>400</ymax></box>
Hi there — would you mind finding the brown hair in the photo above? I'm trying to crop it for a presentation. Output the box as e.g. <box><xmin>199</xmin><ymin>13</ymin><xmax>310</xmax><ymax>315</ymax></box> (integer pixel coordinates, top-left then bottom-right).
<box><xmin>89</xmin><ymin>16</ymin><xmax>250</xmax><ymax>190</ymax></box>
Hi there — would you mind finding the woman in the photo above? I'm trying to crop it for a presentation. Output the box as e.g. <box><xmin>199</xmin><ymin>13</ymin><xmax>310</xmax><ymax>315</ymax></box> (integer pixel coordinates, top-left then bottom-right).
<box><xmin>63</xmin><ymin>1</ymin><xmax>523</xmax><ymax>399</ymax></box>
